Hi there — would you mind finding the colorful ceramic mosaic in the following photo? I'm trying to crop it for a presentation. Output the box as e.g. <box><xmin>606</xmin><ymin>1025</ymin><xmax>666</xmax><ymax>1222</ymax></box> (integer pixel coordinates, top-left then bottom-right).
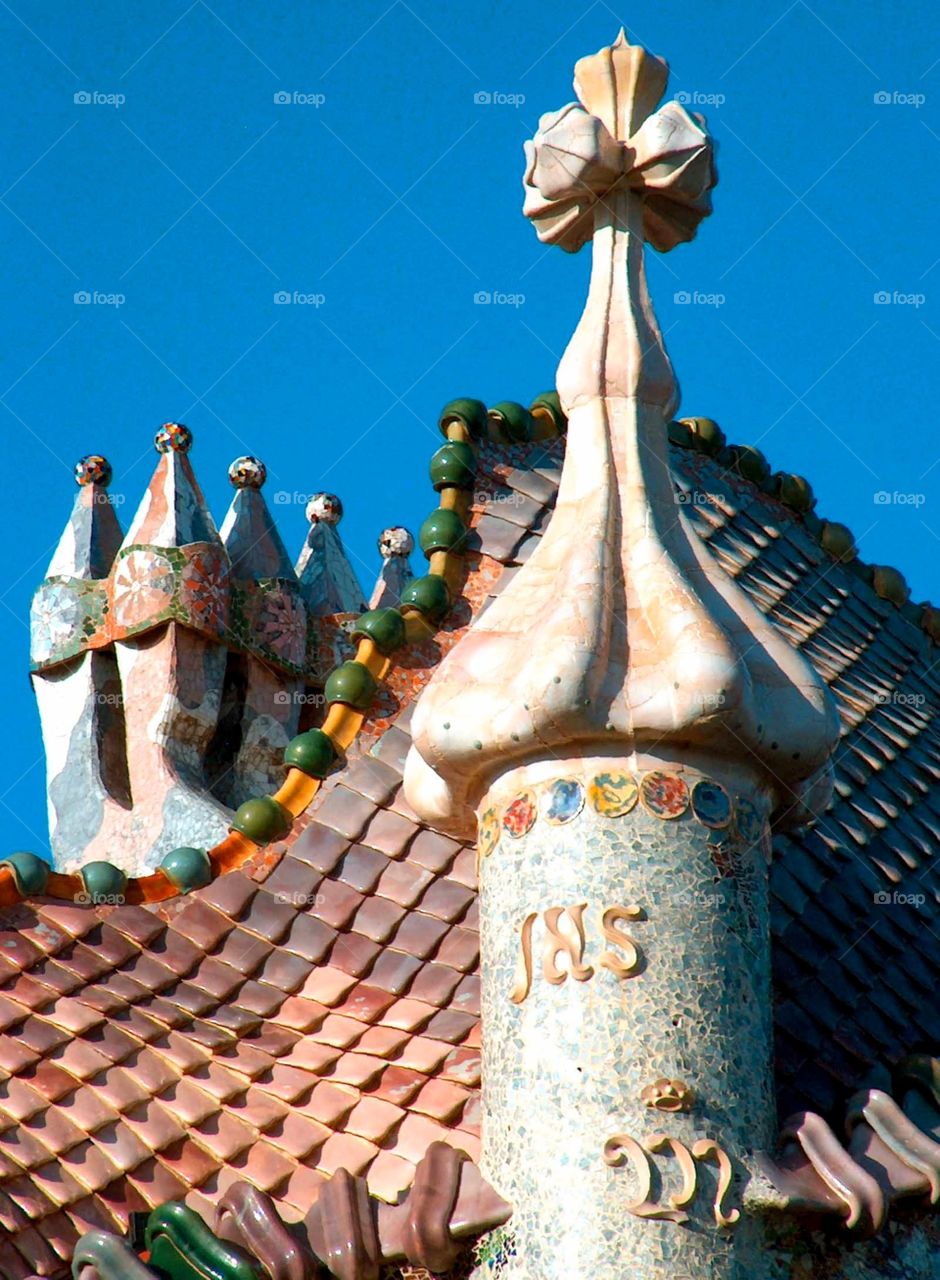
<box><xmin>639</xmin><ymin>770</ymin><xmax>690</xmax><ymax>819</ymax></box>
<box><xmin>542</xmin><ymin>777</ymin><xmax>584</xmax><ymax>824</ymax></box>
<box><xmin>154</xmin><ymin>421</ymin><xmax>193</xmax><ymax>453</ymax></box>
<box><xmin>307</xmin><ymin>492</ymin><xmax>343</xmax><ymax>524</ymax></box>
<box><xmin>228</xmin><ymin>454</ymin><xmax>267</xmax><ymax>488</ymax></box>
<box><xmin>75</xmin><ymin>453</ymin><xmax>112</xmax><ymax>486</ymax></box>
<box><xmin>588</xmin><ymin>770</ymin><xmax>639</xmax><ymax>817</ymax></box>
<box><xmin>502</xmin><ymin>791</ymin><xmax>537</xmax><ymax>838</ymax></box>
<box><xmin>734</xmin><ymin>797</ymin><xmax>765</xmax><ymax>845</ymax></box>
<box><xmin>690</xmin><ymin>778</ymin><xmax>732</xmax><ymax>829</ymax></box>
<box><xmin>111</xmin><ymin>547</ymin><xmax>176</xmax><ymax>628</ymax></box>
<box><xmin>379</xmin><ymin>525</ymin><xmax>415</xmax><ymax>557</ymax></box>
<box><xmin>478</xmin><ymin>806</ymin><xmax>500</xmax><ymax>857</ymax></box>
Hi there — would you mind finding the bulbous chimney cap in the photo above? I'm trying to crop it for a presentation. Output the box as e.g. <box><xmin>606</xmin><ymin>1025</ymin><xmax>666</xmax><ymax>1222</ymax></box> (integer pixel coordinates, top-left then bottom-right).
<box><xmin>306</xmin><ymin>492</ymin><xmax>343</xmax><ymax>525</ymax></box>
<box><xmin>378</xmin><ymin>526</ymin><xmax>414</xmax><ymax>558</ymax></box>
<box><xmin>74</xmin><ymin>454</ymin><xmax>112</xmax><ymax>488</ymax></box>
<box><xmin>228</xmin><ymin>455</ymin><xmax>267</xmax><ymax>489</ymax></box>
<box><xmin>154</xmin><ymin>422</ymin><xmax>192</xmax><ymax>454</ymax></box>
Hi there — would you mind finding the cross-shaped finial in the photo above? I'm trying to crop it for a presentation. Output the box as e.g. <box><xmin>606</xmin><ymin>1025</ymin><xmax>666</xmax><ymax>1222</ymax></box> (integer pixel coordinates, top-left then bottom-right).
<box><xmin>523</xmin><ymin>30</ymin><xmax>717</xmax><ymax>409</ymax></box>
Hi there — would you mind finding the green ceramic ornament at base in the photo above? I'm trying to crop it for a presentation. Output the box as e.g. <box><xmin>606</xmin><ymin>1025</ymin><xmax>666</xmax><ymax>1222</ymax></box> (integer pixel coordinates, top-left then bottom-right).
<box><xmin>351</xmin><ymin>608</ymin><xmax>407</xmax><ymax>655</ymax></box>
<box><xmin>231</xmin><ymin>796</ymin><xmax>293</xmax><ymax>845</ymax></box>
<box><xmin>0</xmin><ymin>851</ymin><xmax>49</xmax><ymax>896</ymax></box>
<box><xmin>430</xmin><ymin>442</ymin><xmax>477</xmax><ymax>491</ymax></box>
<box><xmin>530</xmin><ymin>390</ymin><xmax>567</xmax><ymax>435</ymax></box>
<box><xmin>419</xmin><ymin>508</ymin><xmax>466</xmax><ymax>556</ymax></box>
<box><xmin>401</xmin><ymin>574</ymin><xmax>451</xmax><ymax>621</ymax></box>
<box><xmin>284</xmin><ymin>729</ymin><xmax>337</xmax><ymax>778</ymax></box>
<box><xmin>160</xmin><ymin>847</ymin><xmax>212</xmax><ymax>894</ymax></box>
<box><xmin>324</xmin><ymin>661</ymin><xmax>377</xmax><ymax>710</ymax></box>
<box><xmin>439</xmin><ymin>397</ymin><xmax>488</xmax><ymax>440</ymax></box>
<box><xmin>488</xmin><ymin>400</ymin><xmax>534</xmax><ymax>443</ymax></box>
<box><xmin>80</xmin><ymin>861</ymin><xmax>128</xmax><ymax>904</ymax></box>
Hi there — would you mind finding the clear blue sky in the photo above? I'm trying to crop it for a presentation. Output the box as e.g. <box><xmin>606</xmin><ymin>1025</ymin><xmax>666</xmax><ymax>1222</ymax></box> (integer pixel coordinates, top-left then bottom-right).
<box><xmin>1</xmin><ymin>0</ymin><xmax>937</xmax><ymax>859</ymax></box>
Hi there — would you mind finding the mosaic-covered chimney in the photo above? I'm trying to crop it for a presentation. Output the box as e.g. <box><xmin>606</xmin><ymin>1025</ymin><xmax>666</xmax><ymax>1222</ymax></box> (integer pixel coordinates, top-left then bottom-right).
<box><xmin>404</xmin><ymin>32</ymin><xmax>840</xmax><ymax>1280</ymax></box>
<box><xmin>31</xmin><ymin>427</ymin><xmax>376</xmax><ymax>875</ymax></box>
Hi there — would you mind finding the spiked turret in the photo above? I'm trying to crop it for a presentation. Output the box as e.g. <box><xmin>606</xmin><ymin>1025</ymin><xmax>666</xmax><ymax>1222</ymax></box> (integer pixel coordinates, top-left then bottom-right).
<box><xmin>295</xmin><ymin>493</ymin><xmax>367</xmax><ymax>615</ymax></box>
<box><xmin>216</xmin><ymin>456</ymin><xmax>307</xmax><ymax>804</ymax></box>
<box><xmin>369</xmin><ymin>525</ymin><xmax>415</xmax><ymax>608</ymax></box>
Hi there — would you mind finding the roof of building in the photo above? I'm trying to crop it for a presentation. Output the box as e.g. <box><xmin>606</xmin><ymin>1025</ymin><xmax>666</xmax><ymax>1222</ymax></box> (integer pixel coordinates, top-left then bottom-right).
<box><xmin>0</xmin><ymin>418</ymin><xmax>938</xmax><ymax>1276</ymax></box>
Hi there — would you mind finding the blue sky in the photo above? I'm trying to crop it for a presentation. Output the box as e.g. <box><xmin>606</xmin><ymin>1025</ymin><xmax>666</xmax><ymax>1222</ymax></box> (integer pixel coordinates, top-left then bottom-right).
<box><xmin>1</xmin><ymin>0</ymin><xmax>937</xmax><ymax>859</ymax></box>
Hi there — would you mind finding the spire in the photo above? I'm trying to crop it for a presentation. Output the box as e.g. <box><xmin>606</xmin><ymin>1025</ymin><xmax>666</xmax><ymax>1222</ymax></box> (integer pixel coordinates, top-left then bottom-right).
<box><xmin>123</xmin><ymin>422</ymin><xmax>221</xmax><ymax>549</ymax></box>
<box><xmin>45</xmin><ymin>454</ymin><xmax>123</xmax><ymax>581</ymax></box>
<box><xmin>402</xmin><ymin>33</ymin><xmax>841</xmax><ymax>1280</ymax></box>
<box><xmin>294</xmin><ymin>492</ymin><xmax>367</xmax><ymax>615</ymax></box>
<box><xmin>220</xmin><ymin>455</ymin><xmax>296</xmax><ymax>581</ymax></box>
<box><xmin>369</xmin><ymin>525</ymin><xmax>414</xmax><ymax>608</ymax></box>
<box><xmin>406</xmin><ymin>38</ymin><xmax>837</xmax><ymax>837</ymax></box>
<box><xmin>111</xmin><ymin>424</ymin><xmax>230</xmax><ymax>644</ymax></box>
<box><xmin>216</xmin><ymin>455</ymin><xmax>307</xmax><ymax>805</ymax></box>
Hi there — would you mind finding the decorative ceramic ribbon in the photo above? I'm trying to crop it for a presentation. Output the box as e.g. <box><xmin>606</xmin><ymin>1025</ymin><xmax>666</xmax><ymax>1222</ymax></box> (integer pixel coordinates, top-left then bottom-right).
<box><xmin>523</xmin><ymin>97</ymin><xmax>716</xmax><ymax>253</ymax></box>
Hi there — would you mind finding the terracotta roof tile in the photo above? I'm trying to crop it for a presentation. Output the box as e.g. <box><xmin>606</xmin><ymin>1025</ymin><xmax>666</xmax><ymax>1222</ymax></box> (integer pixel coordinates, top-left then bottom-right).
<box><xmin>390</xmin><ymin>911</ymin><xmax>449</xmax><ymax>959</ymax></box>
<box><xmin>288</xmin><ymin>823</ymin><xmax>350</xmax><ymax>874</ymax></box>
<box><xmin>310</xmin><ymin>879</ymin><xmax>363</xmax><ymax>930</ymax></box>
<box><xmin>329</xmin><ymin>929</ymin><xmax>383</xmax><ymax>977</ymax></box>
<box><xmin>314</xmin><ymin>787</ymin><xmax>377</xmax><ymax>842</ymax></box>
<box><xmin>326</xmin><ymin>1054</ymin><xmax>386</xmax><ymax>1090</ymax></box>
<box><xmin>334</xmin><ymin>845</ymin><xmax>388</xmax><ymax>893</ymax></box>
<box><xmin>189</xmin><ymin>1110</ymin><xmax>257</xmax><ymax>1163</ymax></box>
